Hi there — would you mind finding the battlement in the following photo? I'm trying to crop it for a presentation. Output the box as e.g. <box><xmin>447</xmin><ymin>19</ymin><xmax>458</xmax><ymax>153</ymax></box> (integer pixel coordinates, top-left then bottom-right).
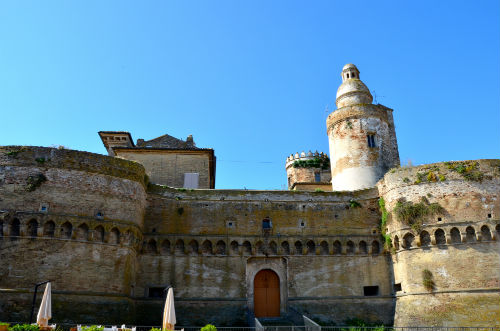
<box><xmin>285</xmin><ymin>150</ymin><xmax>329</xmax><ymax>168</ymax></box>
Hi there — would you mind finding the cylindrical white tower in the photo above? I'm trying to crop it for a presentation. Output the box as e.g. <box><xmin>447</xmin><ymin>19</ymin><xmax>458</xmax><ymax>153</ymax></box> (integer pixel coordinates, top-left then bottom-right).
<box><xmin>326</xmin><ymin>64</ymin><xmax>400</xmax><ymax>191</ymax></box>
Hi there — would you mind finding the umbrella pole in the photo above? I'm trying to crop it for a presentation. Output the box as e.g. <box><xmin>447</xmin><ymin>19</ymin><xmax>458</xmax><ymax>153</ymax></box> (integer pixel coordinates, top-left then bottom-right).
<box><xmin>29</xmin><ymin>281</ymin><xmax>51</xmax><ymax>325</ymax></box>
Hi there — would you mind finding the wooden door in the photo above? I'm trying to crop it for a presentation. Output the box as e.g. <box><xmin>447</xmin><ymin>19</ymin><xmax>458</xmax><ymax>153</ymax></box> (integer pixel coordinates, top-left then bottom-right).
<box><xmin>254</xmin><ymin>269</ymin><xmax>280</xmax><ymax>317</ymax></box>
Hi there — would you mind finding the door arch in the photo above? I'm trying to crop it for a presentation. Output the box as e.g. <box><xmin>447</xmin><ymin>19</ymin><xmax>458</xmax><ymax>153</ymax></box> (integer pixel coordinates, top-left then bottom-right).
<box><xmin>254</xmin><ymin>269</ymin><xmax>280</xmax><ymax>317</ymax></box>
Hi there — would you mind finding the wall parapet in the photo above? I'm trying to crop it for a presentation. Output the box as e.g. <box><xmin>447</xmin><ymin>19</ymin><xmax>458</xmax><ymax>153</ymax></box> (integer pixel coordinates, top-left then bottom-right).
<box><xmin>0</xmin><ymin>146</ymin><xmax>147</xmax><ymax>185</ymax></box>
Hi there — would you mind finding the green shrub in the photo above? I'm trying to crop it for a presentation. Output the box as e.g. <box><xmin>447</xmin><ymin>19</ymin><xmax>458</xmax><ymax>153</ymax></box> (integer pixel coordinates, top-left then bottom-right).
<box><xmin>8</xmin><ymin>324</ymin><xmax>39</xmax><ymax>331</ymax></box>
<box><xmin>26</xmin><ymin>174</ymin><xmax>47</xmax><ymax>192</ymax></box>
<box><xmin>201</xmin><ymin>324</ymin><xmax>217</xmax><ymax>331</ymax></box>
<box><xmin>292</xmin><ymin>156</ymin><xmax>330</xmax><ymax>170</ymax></box>
<box><xmin>349</xmin><ymin>199</ymin><xmax>361</xmax><ymax>208</ymax></box>
<box><xmin>314</xmin><ymin>188</ymin><xmax>324</xmax><ymax>193</ymax></box>
<box><xmin>447</xmin><ymin>161</ymin><xmax>484</xmax><ymax>182</ymax></box>
<box><xmin>393</xmin><ymin>196</ymin><xmax>445</xmax><ymax>232</ymax></box>
<box><xmin>150</xmin><ymin>328</ymin><xmax>161</xmax><ymax>331</ymax></box>
<box><xmin>0</xmin><ymin>323</ymin><xmax>10</xmax><ymax>326</ymax></box>
<box><xmin>422</xmin><ymin>269</ymin><xmax>435</xmax><ymax>291</ymax></box>
<box><xmin>81</xmin><ymin>326</ymin><xmax>104</xmax><ymax>331</ymax></box>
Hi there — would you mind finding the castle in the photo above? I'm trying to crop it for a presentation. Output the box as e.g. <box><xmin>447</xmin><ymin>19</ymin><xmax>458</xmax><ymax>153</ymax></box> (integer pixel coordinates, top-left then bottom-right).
<box><xmin>0</xmin><ymin>64</ymin><xmax>498</xmax><ymax>327</ymax></box>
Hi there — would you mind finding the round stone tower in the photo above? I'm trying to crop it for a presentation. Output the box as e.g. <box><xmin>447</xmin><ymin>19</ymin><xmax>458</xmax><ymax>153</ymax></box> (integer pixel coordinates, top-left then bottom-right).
<box><xmin>285</xmin><ymin>151</ymin><xmax>331</xmax><ymax>190</ymax></box>
<box><xmin>326</xmin><ymin>64</ymin><xmax>400</xmax><ymax>191</ymax></box>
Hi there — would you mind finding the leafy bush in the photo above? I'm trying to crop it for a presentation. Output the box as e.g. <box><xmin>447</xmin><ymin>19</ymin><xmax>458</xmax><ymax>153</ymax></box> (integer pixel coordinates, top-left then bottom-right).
<box><xmin>81</xmin><ymin>326</ymin><xmax>104</xmax><ymax>331</ymax></box>
<box><xmin>422</xmin><ymin>269</ymin><xmax>435</xmax><ymax>291</ymax></box>
<box><xmin>393</xmin><ymin>197</ymin><xmax>445</xmax><ymax>232</ymax></box>
<box><xmin>314</xmin><ymin>188</ymin><xmax>324</xmax><ymax>193</ymax></box>
<box><xmin>349</xmin><ymin>199</ymin><xmax>361</xmax><ymax>208</ymax></box>
<box><xmin>201</xmin><ymin>325</ymin><xmax>217</xmax><ymax>331</ymax></box>
<box><xmin>292</xmin><ymin>156</ymin><xmax>330</xmax><ymax>170</ymax></box>
<box><xmin>150</xmin><ymin>328</ymin><xmax>161</xmax><ymax>331</ymax></box>
<box><xmin>446</xmin><ymin>161</ymin><xmax>484</xmax><ymax>182</ymax></box>
<box><xmin>8</xmin><ymin>324</ymin><xmax>39</xmax><ymax>331</ymax></box>
<box><xmin>26</xmin><ymin>173</ymin><xmax>47</xmax><ymax>192</ymax></box>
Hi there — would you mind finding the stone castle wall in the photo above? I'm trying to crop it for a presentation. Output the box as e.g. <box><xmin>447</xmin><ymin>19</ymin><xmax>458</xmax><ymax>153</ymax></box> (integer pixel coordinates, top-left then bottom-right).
<box><xmin>137</xmin><ymin>186</ymin><xmax>393</xmax><ymax>325</ymax></box>
<box><xmin>0</xmin><ymin>146</ymin><xmax>498</xmax><ymax>326</ymax></box>
<box><xmin>0</xmin><ymin>146</ymin><xmax>147</xmax><ymax>323</ymax></box>
<box><xmin>377</xmin><ymin>159</ymin><xmax>500</xmax><ymax>326</ymax></box>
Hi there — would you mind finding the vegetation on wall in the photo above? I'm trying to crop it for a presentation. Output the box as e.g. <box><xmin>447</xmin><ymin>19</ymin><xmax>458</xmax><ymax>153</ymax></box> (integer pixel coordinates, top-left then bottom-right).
<box><xmin>414</xmin><ymin>166</ymin><xmax>446</xmax><ymax>184</ymax></box>
<box><xmin>445</xmin><ymin>161</ymin><xmax>484</xmax><ymax>182</ymax></box>
<box><xmin>349</xmin><ymin>199</ymin><xmax>361</xmax><ymax>208</ymax></box>
<box><xmin>81</xmin><ymin>326</ymin><xmax>104</xmax><ymax>331</ymax></box>
<box><xmin>201</xmin><ymin>325</ymin><xmax>217</xmax><ymax>331</ymax></box>
<box><xmin>292</xmin><ymin>156</ymin><xmax>330</xmax><ymax>170</ymax></box>
<box><xmin>8</xmin><ymin>325</ymin><xmax>39</xmax><ymax>331</ymax></box>
<box><xmin>422</xmin><ymin>269</ymin><xmax>435</xmax><ymax>292</ymax></box>
<box><xmin>393</xmin><ymin>196</ymin><xmax>445</xmax><ymax>232</ymax></box>
<box><xmin>378</xmin><ymin>198</ymin><xmax>392</xmax><ymax>251</ymax></box>
<box><xmin>25</xmin><ymin>173</ymin><xmax>47</xmax><ymax>192</ymax></box>
<box><xmin>4</xmin><ymin>147</ymin><xmax>25</xmax><ymax>158</ymax></box>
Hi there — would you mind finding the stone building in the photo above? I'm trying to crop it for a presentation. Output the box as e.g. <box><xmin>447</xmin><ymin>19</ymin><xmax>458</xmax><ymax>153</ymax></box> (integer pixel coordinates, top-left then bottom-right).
<box><xmin>0</xmin><ymin>64</ymin><xmax>498</xmax><ymax>327</ymax></box>
<box><xmin>98</xmin><ymin>131</ymin><xmax>216</xmax><ymax>189</ymax></box>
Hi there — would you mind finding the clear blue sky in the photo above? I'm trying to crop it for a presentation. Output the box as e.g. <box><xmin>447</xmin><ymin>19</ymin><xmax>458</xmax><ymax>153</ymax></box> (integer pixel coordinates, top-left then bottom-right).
<box><xmin>1</xmin><ymin>1</ymin><xmax>499</xmax><ymax>189</ymax></box>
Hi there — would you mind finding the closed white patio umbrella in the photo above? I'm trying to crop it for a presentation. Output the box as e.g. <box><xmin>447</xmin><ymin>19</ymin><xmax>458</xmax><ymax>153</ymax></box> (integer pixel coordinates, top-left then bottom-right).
<box><xmin>37</xmin><ymin>282</ymin><xmax>52</xmax><ymax>328</ymax></box>
<box><xmin>162</xmin><ymin>287</ymin><xmax>176</xmax><ymax>331</ymax></box>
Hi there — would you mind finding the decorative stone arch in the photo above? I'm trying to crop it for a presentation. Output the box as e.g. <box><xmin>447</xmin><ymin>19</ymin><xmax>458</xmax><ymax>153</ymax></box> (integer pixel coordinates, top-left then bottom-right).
<box><xmin>230</xmin><ymin>240</ymin><xmax>239</xmax><ymax>255</ymax></box>
<box><xmin>480</xmin><ymin>225</ymin><xmax>492</xmax><ymax>241</ymax></box>
<box><xmin>246</xmin><ymin>257</ymin><xmax>288</xmax><ymax>317</ymax></box>
<box><xmin>269</xmin><ymin>241</ymin><xmax>278</xmax><ymax>255</ymax></box>
<box><xmin>27</xmin><ymin>218</ymin><xmax>38</xmax><ymax>238</ymax></box>
<box><xmin>280</xmin><ymin>241</ymin><xmax>290</xmax><ymax>255</ymax></box>
<box><xmin>450</xmin><ymin>227</ymin><xmax>461</xmax><ymax>244</ymax></box>
<box><xmin>43</xmin><ymin>220</ymin><xmax>55</xmax><ymax>238</ymax></box>
<box><xmin>76</xmin><ymin>223</ymin><xmax>89</xmax><ymax>241</ymax></box>
<box><xmin>188</xmin><ymin>239</ymin><xmax>199</xmax><ymax>255</ymax></box>
<box><xmin>93</xmin><ymin>225</ymin><xmax>105</xmax><ymax>242</ymax></box>
<box><xmin>358</xmin><ymin>240</ymin><xmax>367</xmax><ymax>254</ymax></box>
<box><xmin>319</xmin><ymin>241</ymin><xmax>329</xmax><ymax>255</ymax></box>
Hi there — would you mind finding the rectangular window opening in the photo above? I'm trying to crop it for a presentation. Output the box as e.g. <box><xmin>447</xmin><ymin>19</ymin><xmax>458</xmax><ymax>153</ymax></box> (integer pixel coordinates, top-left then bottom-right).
<box><xmin>394</xmin><ymin>283</ymin><xmax>402</xmax><ymax>292</ymax></box>
<box><xmin>148</xmin><ymin>287</ymin><xmax>166</xmax><ymax>298</ymax></box>
<box><xmin>183</xmin><ymin>173</ymin><xmax>199</xmax><ymax>189</ymax></box>
<box><xmin>363</xmin><ymin>285</ymin><xmax>379</xmax><ymax>296</ymax></box>
<box><xmin>314</xmin><ymin>172</ymin><xmax>321</xmax><ymax>182</ymax></box>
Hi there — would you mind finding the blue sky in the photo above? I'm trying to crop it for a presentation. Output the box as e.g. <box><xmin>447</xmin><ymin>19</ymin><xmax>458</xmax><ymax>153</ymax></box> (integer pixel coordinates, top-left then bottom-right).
<box><xmin>1</xmin><ymin>1</ymin><xmax>499</xmax><ymax>189</ymax></box>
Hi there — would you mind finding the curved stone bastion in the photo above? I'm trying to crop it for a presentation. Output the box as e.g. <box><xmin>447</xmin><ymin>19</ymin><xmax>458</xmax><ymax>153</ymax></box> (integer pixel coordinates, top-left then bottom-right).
<box><xmin>0</xmin><ymin>146</ymin><xmax>148</xmax><ymax>323</ymax></box>
<box><xmin>377</xmin><ymin>159</ymin><xmax>500</xmax><ymax>326</ymax></box>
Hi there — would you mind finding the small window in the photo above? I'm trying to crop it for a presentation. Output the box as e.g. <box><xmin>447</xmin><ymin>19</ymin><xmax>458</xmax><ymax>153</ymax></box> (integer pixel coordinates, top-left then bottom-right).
<box><xmin>488</xmin><ymin>213</ymin><xmax>492</xmax><ymax>218</ymax></box>
<box><xmin>227</xmin><ymin>222</ymin><xmax>234</xmax><ymax>228</ymax></box>
<box><xmin>314</xmin><ymin>172</ymin><xmax>321</xmax><ymax>182</ymax></box>
<box><xmin>96</xmin><ymin>211</ymin><xmax>103</xmax><ymax>219</ymax></box>
<box><xmin>183</xmin><ymin>173</ymin><xmax>199</xmax><ymax>189</ymax></box>
<box><xmin>347</xmin><ymin>73</ymin><xmax>350</xmax><ymax>78</ymax></box>
<box><xmin>300</xmin><ymin>221</ymin><xmax>305</xmax><ymax>228</ymax></box>
<box><xmin>148</xmin><ymin>287</ymin><xmax>166</xmax><ymax>298</ymax></box>
<box><xmin>394</xmin><ymin>283</ymin><xmax>402</xmax><ymax>292</ymax></box>
<box><xmin>262</xmin><ymin>219</ymin><xmax>272</xmax><ymax>229</ymax></box>
<box><xmin>39</xmin><ymin>204</ymin><xmax>49</xmax><ymax>212</ymax></box>
<box><xmin>367</xmin><ymin>135</ymin><xmax>376</xmax><ymax>148</ymax></box>
<box><xmin>363</xmin><ymin>286</ymin><xmax>379</xmax><ymax>296</ymax></box>
<box><xmin>437</xmin><ymin>217</ymin><xmax>442</xmax><ymax>222</ymax></box>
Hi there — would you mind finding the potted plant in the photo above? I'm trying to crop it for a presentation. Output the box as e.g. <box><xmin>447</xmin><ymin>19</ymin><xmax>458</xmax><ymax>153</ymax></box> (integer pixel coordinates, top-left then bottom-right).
<box><xmin>0</xmin><ymin>322</ymin><xmax>9</xmax><ymax>331</ymax></box>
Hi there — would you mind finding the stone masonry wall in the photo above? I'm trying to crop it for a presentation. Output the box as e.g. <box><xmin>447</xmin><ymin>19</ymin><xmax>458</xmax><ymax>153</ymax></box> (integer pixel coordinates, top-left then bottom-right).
<box><xmin>377</xmin><ymin>159</ymin><xmax>500</xmax><ymax>326</ymax></box>
<box><xmin>326</xmin><ymin>104</ymin><xmax>399</xmax><ymax>191</ymax></box>
<box><xmin>114</xmin><ymin>150</ymin><xmax>212</xmax><ymax>189</ymax></box>
<box><xmin>0</xmin><ymin>146</ymin><xmax>147</xmax><ymax>323</ymax></box>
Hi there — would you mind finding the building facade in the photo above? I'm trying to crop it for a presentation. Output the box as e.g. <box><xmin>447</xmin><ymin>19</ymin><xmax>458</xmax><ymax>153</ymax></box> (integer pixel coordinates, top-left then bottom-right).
<box><xmin>0</xmin><ymin>64</ymin><xmax>498</xmax><ymax>327</ymax></box>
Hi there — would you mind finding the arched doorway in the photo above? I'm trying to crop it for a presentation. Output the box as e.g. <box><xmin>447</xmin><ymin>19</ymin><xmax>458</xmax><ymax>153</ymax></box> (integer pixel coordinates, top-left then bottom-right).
<box><xmin>254</xmin><ymin>269</ymin><xmax>280</xmax><ymax>317</ymax></box>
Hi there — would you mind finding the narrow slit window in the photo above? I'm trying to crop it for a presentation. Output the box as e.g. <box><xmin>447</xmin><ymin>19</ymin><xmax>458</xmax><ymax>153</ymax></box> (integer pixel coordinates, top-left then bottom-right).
<box><xmin>367</xmin><ymin>134</ymin><xmax>376</xmax><ymax>148</ymax></box>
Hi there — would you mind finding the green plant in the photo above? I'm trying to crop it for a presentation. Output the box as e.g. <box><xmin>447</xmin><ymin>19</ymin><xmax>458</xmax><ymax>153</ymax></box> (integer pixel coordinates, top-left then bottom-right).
<box><xmin>5</xmin><ymin>148</ymin><xmax>24</xmax><ymax>157</ymax></box>
<box><xmin>378</xmin><ymin>198</ymin><xmax>392</xmax><ymax>252</ymax></box>
<box><xmin>393</xmin><ymin>197</ymin><xmax>445</xmax><ymax>232</ymax></box>
<box><xmin>26</xmin><ymin>173</ymin><xmax>47</xmax><ymax>192</ymax></box>
<box><xmin>8</xmin><ymin>324</ymin><xmax>39</xmax><ymax>331</ymax></box>
<box><xmin>149</xmin><ymin>328</ymin><xmax>161</xmax><ymax>331</ymax></box>
<box><xmin>201</xmin><ymin>325</ymin><xmax>217</xmax><ymax>331</ymax></box>
<box><xmin>35</xmin><ymin>157</ymin><xmax>46</xmax><ymax>164</ymax></box>
<box><xmin>447</xmin><ymin>161</ymin><xmax>484</xmax><ymax>182</ymax></box>
<box><xmin>422</xmin><ymin>269</ymin><xmax>435</xmax><ymax>291</ymax></box>
<box><xmin>349</xmin><ymin>199</ymin><xmax>361</xmax><ymax>208</ymax></box>
<box><xmin>0</xmin><ymin>323</ymin><xmax>10</xmax><ymax>326</ymax></box>
<box><xmin>314</xmin><ymin>188</ymin><xmax>324</xmax><ymax>192</ymax></box>
<box><xmin>438</xmin><ymin>174</ymin><xmax>446</xmax><ymax>181</ymax></box>
<box><xmin>426</xmin><ymin>171</ymin><xmax>437</xmax><ymax>182</ymax></box>
<box><xmin>292</xmin><ymin>156</ymin><xmax>330</xmax><ymax>170</ymax></box>
<box><xmin>345</xmin><ymin>120</ymin><xmax>353</xmax><ymax>129</ymax></box>
<box><xmin>81</xmin><ymin>326</ymin><xmax>104</xmax><ymax>331</ymax></box>
<box><xmin>176</xmin><ymin>188</ymin><xmax>187</xmax><ymax>192</ymax></box>
<box><xmin>402</xmin><ymin>177</ymin><xmax>410</xmax><ymax>183</ymax></box>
